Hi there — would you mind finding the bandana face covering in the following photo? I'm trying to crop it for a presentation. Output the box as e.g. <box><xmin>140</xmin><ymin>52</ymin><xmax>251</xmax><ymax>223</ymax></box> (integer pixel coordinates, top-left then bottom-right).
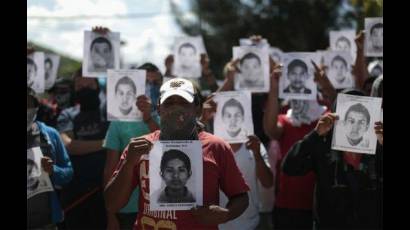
<box><xmin>160</xmin><ymin>105</ymin><xmax>197</xmax><ymax>140</ymax></box>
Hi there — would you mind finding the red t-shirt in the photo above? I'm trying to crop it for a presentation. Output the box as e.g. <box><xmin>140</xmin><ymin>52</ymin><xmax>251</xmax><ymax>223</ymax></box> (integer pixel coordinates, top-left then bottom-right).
<box><xmin>113</xmin><ymin>130</ymin><xmax>250</xmax><ymax>230</ymax></box>
<box><xmin>274</xmin><ymin>115</ymin><xmax>317</xmax><ymax>210</ymax></box>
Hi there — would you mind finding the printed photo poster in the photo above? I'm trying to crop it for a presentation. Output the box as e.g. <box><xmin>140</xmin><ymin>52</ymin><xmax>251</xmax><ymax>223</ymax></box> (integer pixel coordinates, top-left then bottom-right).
<box><xmin>27</xmin><ymin>147</ymin><xmax>53</xmax><ymax>199</ymax></box>
<box><xmin>365</xmin><ymin>17</ymin><xmax>383</xmax><ymax>57</ymax></box>
<box><xmin>324</xmin><ymin>51</ymin><xmax>354</xmax><ymax>89</ymax></box>
<box><xmin>279</xmin><ymin>52</ymin><xmax>319</xmax><ymax>100</ymax></box>
<box><xmin>213</xmin><ymin>91</ymin><xmax>254</xmax><ymax>143</ymax></box>
<box><xmin>329</xmin><ymin>30</ymin><xmax>357</xmax><ymax>62</ymax></box>
<box><xmin>331</xmin><ymin>94</ymin><xmax>382</xmax><ymax>154</ymax></box>
<box><xmin>270</xmin><ymin>47</ymin><xmax>284</xmax><ymax>65</ymax></box>
<box><xmin>83</xmin><ymin>30</ymin><xmax>121</xmax><ymax>78</ymax></box>
<box><xmin>173</xmin><ymin>36</ymin><xmax>206</xmax><ymax>79</ymax></box>
<box><xmin>239</xmin><ymin>38</ymin><xmax>270</xmax><ymax>49</ymax></box>
<box><xmin>44</xmin><ymin>53</ymin><xmax>61</xmax><ymax>90</ymax></box>
<box><xmin>149</xmin><ymin>140</ymin><xmax>203</xmax><ymax>211</ymax></box>
<box><xmin>107</xmin><ymin>69</ymin><xmax>146</xmax><ymax>121</ymax></box>
<box><xmin>233</xmin><ymin>46</ymin><xmax>270</xmax><ymax>93</ymax></box>
<box><xmin>27</xmin><ymin>52</ymin><xmax>45</xmax><ymax>93</ymax></box>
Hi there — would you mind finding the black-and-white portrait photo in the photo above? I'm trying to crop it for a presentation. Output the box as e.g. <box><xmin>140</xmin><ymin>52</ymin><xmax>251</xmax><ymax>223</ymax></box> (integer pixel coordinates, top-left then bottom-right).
<box><xmin>214</xmin><ymin>91</ymin><xmax>254</xmax><ymax>143</ymax></box>
<box><xmin>27</xmin><ymin>52</ymin><xmax>45</xmax><ymax>93</ymax></box>
<box><xmin>83</xmin><ymin>31</ymin><xmax>120</xmax><ymax>77</ymax></box>
<box><xmin>173</xmin><ymin>36</ymin><xmax>205</xmax><ymax>79</ymax></box>
<box><xmin>107</xmin><ymin>69</ymin><xmax>146</xmax><ymax>121</ymax></box>
<box><xmin>330</xmin><ymin>30</ymin><xmax>357</xmax><ymax>62</ymax></box>
<box><xmin>325</xmin><ymin>51</ymin><xmax>354</xmax><ymax>89</ymax></box>
<box><xmin>44</xmin><ymin>53</ymin><xmax>60</xmax><ymax>90</ymax></box>
<box><xmin>270</xmin><ymin>47</ymin><xmax>284</xmax><ymax>65</ymax></box>
<box><xmin>27</xmin><ymin>147</ymin><xmax>53</xmax><ymax>199</ymax></box>
<box><xmin>150</xmin><ymin>141</ymin><xmax>203</xmax><ymax>211</ymax></box>
<box><xmin>233</xmin><ymin>46</ymin><xmax>270</xmax><ymax>93</ymax></box>
<box><xmin>332</xmin><ymin>94</ymin><xmax>382</xmax><ymax>154</ymax></box>
<box><xmin>279</xmin><ymin>53</ymin><xmax>318</xmax><ymax>100</ymax></box>
<box><xmin>365</xmin><ymin>18</ymin><xmax>383</xmax><ymax>57</ymax></box>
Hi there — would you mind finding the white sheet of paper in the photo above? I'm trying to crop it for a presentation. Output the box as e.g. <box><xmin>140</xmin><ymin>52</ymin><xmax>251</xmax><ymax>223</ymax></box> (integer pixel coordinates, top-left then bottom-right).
<box><xmin>149</xmin><ymin>140</ymin><xmax>203</xmax><ymax>211</ymax></box>
<box><xmin>324</xmin><ymin>51</ymin><xmax>354</xmax><ymax>89</ymax></box>
<box><xmin>27</xmin><ymin>147</ymin><xmax>54</xmax><ymax>199</ymax></box>
<box><xmin>270</xmin><ymin>47</ymin><xmax>284</xmax><ymax>65</ymax></box>
<box><xmin>331</xmin><ymin>94</ymin><xmax>382</xmax><ymax>154</ymax></box>
<box><xmin>239</xmin><ymin>38</ymin><xmax>270</xmax><ymax>48</ymax></box>
<box><xmin>213</xmin><ymin>91</ymin><xmax>254</xmax><ymax>143</ymax></box>
<box><xmin>27</xmin><ymin>52</ymin><xmax>45</xmax><ymax>94</ymax></box>
<box><xmin>82</xmin><ymin>31</ymin><xmax>120</xmax><ymax>78</ymax></box>
<box><xmin>279</xmin><ymin>52</ymin><xmax>319</xmax><ymax>100</ymax></box>
<box><xmin>365</xmin><ymin>17</ymin><xmax>383</xmax><ymax>57</ymax></box>
<box><xmin>173</xmin><ymin>36</ymin><xmax>205</xmax><ymax>79</ymax></box>
<box><xmin>107</xmin><ymin>69</ymin><xmax>146</xmax><ymax>121</ymax></box>
<box><xmin>329</xmin><ymin>30</ymin><xmax>357</xmax><ymax>62</ymax></box>
<box><xmin>44</xmin><ymin>53</ymin><xmax>60</xmax><ymax>90</ymax></box>
<box><xmin>233</xmin><ymin>46</ymin><xmax>270</xmax><ymax>93</ymax></box>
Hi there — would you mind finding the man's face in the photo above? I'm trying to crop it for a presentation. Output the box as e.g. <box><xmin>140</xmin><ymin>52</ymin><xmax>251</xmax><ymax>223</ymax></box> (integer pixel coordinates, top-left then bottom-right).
<box><xmin>290</xmin><ymin>100</ymin><xmax>308</xmax><ymax>115</ymax></box>
<box><xmin>288</xmin><ymin>65</ymin><xmax>308</xmax><ymax>89</ymax></box>
<box><xmin>335</xmin><ymin>39</ymin><xmax>350</xmax><ymax>51</ymax></box>
<box><xmin>344</xmin><ymin>111</ymin><xmax>369</xmax><ymax>141</ymax></box>
<box><xmin>91</xmin><ymin>42</ymin><xmax>112</xmax><ymax>69</ymax></box>
<box><xmin>331</xmin><ymin>59</ymin><xmax>347</xmax><ymax>82</ymax></box>
<box><xmin>45</xmin><ymin>61</ymin><xmax>52</xmax><ymax>80</ymax></box>
<box><xmin>222</xmin><ymin>106</ymin><xmax>244</xmax><ymax>135</ymax></box>
<box><xmin>160</xmin><ymin>95</ymin><xmax>196</xmax><ymax>133</ymax></box>
<box><xmin>116</xmin><ymin>83</ymin><xmax>136</xmax><ymax>112</ymax></box>
<box><xmin>179</xmin><ymin>46</ymin><xmax>196</xmax><ymax>68</ymax></box>
<box><xmin>370</xmin><ymin>27</ymin><xmax>383</xmax><ymax>49</ymax></box>
<box><xmin>162</xmin><ymin>158</ymin><xmax>190</xmax><ymax>190</ymax></box>
<box><xmin>27</xmin><ymin>63</ymin><xmax>36</xmax><ymax>86</ymax></box>
<box><xmin>241</xmin><ymin>57</ymin><xmax>262</xmax><ymax>83</ymax></box>
<box><xmin>27</xmin><ymin>161</ymin><xmax>39</xmax><ymax>189</ymax></box>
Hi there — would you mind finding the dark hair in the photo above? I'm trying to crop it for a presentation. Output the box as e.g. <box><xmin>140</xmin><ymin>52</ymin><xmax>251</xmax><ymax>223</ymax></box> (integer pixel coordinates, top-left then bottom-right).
<box><xmin>240</xmin><ymin>52</ymin><xmax>261</xmax><ymax>66</ymax></box>
<box><xmin>332</xmin><ymin>88</ymin><xmax>365</xmax><ymax>112</ymax></box>
<box><xmin>138</xmin><ymin>62</ymin><xmax>160</xmax><ymax>72</ymax></box>
<box><xmin>335</xmin><ymin>36</ymin><xmax>351</xmax><ymax>47</ymax></box>
<box><xmin>370</xmin><ymin>23</ymin><xmax>383</xmax><ymax>35</ymax></box>
<box><xmin>115</xmin><ymin>76</ymin><xmax>136</xmax><ymax>94</ymax></box>
<box><xmin>90</xmin><ymin>37</ymin><xmax>112</xmax><ymax>51</ymax></box>
<box><xmin>331</xmin><ymin>55</ymin><xmax>348</xmax><ymax>68</ymax></box>
<box><xmin>222</xmin><ymin>98</ymin><xmax>244</xmax><ymax>117</ymax></box>
<box><xmin>27</xmin><ymin>58</ymin><xmax>37</xmax><ymax>71</ymax></box>
<box><xmin>344</xmin><ymin>103</ymin><xmax>371</xmax><ymax>126</ymax></box>
<box><xmin>178</xmin><ymin>43</ymin><xmax>196</xmax><ymax>54</ymax></box>
<box><xmin>27</xmin><ymin>158</ymin><xmax>37</xmax><ymax>167</ymax></box>
<box><xmin>45</xmin><ymin>57</ymin><xmax>53</xmax><ymax>68</ymax></box>
<box><xmin>287</xmin><ymin>59</ymin><xmax>308</xmax><ymax>74</ymax></box>
<box><xmin>160</xmin><ymin>149</ymin><xmax>191</xmax><ymax>173</ymax></box>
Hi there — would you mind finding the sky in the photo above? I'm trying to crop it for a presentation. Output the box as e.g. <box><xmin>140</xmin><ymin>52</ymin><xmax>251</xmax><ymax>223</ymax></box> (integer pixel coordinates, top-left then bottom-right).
<box><xmin>27</xmin><ymin>0</ymin><xmax>191</xmax><ymax>73</ymax></box>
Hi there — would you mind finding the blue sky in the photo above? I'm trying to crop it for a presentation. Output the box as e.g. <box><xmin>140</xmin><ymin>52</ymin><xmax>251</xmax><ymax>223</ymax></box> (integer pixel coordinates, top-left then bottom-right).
<box><xmin>27</xmin><ymin>0</ymin><xmax>191</xmax><ymax>72</ymax></box>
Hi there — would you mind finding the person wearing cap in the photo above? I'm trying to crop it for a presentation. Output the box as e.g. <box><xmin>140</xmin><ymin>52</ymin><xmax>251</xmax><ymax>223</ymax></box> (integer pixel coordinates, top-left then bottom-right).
<box><xmin>103</xmin><ymin>63</ymin><xmax>161</xmax><ymax>230</ymax></box>
<box><xmin>105</xmin><ymin>78</ymin><xmax>250</xmax><ymax>229</ymax></box>
<box><xmin>27</xmin><ymin>87</ymin><xmax>73</xmax><ymax>229</ymax></box>
<box><xmin>281</xmin><ymin>88</ymin><xmax>383</xmax><ymax>230</ymax></box>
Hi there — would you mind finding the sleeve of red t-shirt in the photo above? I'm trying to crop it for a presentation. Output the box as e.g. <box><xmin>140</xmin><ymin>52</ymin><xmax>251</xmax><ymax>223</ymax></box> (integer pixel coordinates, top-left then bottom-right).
<box><xmin>110</xmin><ymin>144</ymin><xmax>140</xmax><ymax>191</ymax></box>
<box><xmin>217</xmin><ymin>139</ymin><xmax>250</xmax><ymax>198</ymax></box>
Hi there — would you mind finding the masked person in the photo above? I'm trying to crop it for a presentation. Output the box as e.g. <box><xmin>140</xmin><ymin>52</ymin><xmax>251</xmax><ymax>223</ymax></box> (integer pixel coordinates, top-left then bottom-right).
<box><xmin>282</xmin><ymin>88</ymin><xmax>383</xmax><ymax>230</ymax></box>
<box><xmin>103</xmin><ymin>63</ymin><xmax>161</xmax><ymax>230</ymax></box>
<box><xmin>27</xmin><ymin>87</ymin><xmax>73</xmax><ymax>229</ymax></box>
<box><xmin>105</xmin><ymin>78</ymin><xmax>250</xmax><ymax>229</ymax></box>
<box><xmin>263</xmin><ymin>66</ymin><xmax>328</xmax><ymax>230</ymax></box>
<box><xmin>56</xmin><ymin>67</ymin><xmax>109</xmax><ymax>229</ymax></box>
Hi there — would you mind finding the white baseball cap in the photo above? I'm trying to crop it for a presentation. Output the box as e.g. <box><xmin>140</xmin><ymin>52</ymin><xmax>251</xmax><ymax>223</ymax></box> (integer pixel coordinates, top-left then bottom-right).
<box><xmin>160</xmin><ymin>78</ymin><xmax>195</xmax><ymax>104</ymax></box>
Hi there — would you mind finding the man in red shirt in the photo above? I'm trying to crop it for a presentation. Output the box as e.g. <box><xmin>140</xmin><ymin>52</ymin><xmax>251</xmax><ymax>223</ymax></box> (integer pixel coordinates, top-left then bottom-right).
<box><xmin>263</xmin><ymin>64</ymin><xmax>328</xmax><ymax>230</ymax></box>
<box><xmin>105</xmin><ymin>78</ymin><xmax>250</xmax><ymax>230</ymax></box>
